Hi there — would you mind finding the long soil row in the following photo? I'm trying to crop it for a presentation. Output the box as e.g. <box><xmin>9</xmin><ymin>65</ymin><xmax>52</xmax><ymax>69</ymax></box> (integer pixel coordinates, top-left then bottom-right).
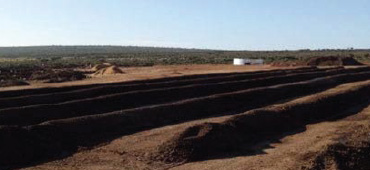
<box><xmin>151</xmin><ymin>80</ymin><xmax>370</xmax><ymax>163</ymax></box>
<box><xmin>0</xmin><ymin>67</ymin><xmax>322</xmax><ymax>107</ymax></box>
<box><xmin>0</xmin><ymin>67</ymin><xmax>369</xmax><ymax>169</ymax></box>
<box><xmin>0</xmin><ymin>68</ymin><xmax>367</xmax><ymax>126</ymax></box>
<box><xmin>1</xmin><ymin>70</ymin><xmax>370</xmax><ymax>167</ymax></box>
<box><xmin>0</xmin><ymin>67</ymin><xmax>317</xmax><ymax>99</ymax></box>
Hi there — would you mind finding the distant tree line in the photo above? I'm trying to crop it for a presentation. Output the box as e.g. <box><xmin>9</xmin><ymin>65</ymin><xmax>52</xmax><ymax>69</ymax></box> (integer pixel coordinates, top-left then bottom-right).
<box><xmin>0</xmin><ymin>46</ymin><xmax>369</xmax><ymax>69</ymax></box>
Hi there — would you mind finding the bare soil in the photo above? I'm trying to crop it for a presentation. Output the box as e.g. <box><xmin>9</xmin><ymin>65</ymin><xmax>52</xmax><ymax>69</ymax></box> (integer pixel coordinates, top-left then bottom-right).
<box><xmin>21</xmin><ymin>88</ymin><xmax>370</xmax><ymax>170</ymax></box>
<box><xmin>0</xmin><ymin>64</ymin><xmax>369</xmax><ymax>170</ymax></box>
<box><xmin>0</xmin><ymin>64</ymin><xmax>283</xmax><ymax>91</ymax></box>
<box><xmin>306</xmin><ymin>56</ymin><xmax>364</xmax><ymax>66</ymax></box>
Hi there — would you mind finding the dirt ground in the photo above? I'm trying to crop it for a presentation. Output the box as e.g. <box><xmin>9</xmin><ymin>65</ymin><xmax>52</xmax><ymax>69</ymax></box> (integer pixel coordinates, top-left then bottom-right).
<box><xmin>1</xmin><ymin>65</ymin><xmax>369</xmax><ymax>170</ymax></box>
<box><xmin>22</xmin><ymin>105</ymin><xmax>370</xmax><ymax>170</ymax></box>
<box><xmin>172</xmin><ymin>107</ymin><xmax>370</xmax><ymax>170</ymax></box>
<box><xmin>20</xmin><ymin>82</ymin><xmax>370</xmax><ymax>170</ymax></box>
<box><xmin>0</xmin><ymin>64</ymin><xmax>280</xmax><ymax>91</ymax></box>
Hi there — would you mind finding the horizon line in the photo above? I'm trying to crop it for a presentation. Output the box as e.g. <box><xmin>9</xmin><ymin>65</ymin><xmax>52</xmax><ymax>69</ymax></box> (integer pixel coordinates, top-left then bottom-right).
<box><xmin>0</xmin><ymin>44</ymin><xmax>368</xmax><ymax>52</ymax></box>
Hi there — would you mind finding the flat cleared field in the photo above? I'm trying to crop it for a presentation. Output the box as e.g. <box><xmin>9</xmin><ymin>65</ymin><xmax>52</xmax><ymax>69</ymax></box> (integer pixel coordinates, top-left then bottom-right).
<box><xmin>0</xmin><ymin>65</ymin><xmax>370</xmax><ymax>170</ymax></box>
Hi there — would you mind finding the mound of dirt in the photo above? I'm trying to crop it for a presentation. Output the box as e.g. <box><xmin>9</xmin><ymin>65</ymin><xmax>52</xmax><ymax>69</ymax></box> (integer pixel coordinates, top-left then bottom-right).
<box><xmin>30</xmin><ymin>70</ymin><xmax>87</xmax><ymax>83</ymax></box>
<box><xmin>0</xmin><ymin>126</ymin><xmax>64</xmax><ymax>166</ymax></box>
<box><xmin>91</xmin><ymin>63</ymin><xmax>112</xmax><ymax>71</ymax></box>
<box><xmin>94</xmin><ymin>66</ymin><xmax>124</xmax><ymax>75</ymax></box>
<box><xmin>150</xmin><ymin>80</ymin><xmax>370</xmax><ymax>163</ymax></box>
<box><xmin>0</xmin><ymin>79</ymin><xmax>29</xmax><ymax>87</ymax></box>
<box><xmin>302</xmin><ymin>125</ymin><xmax>370</xmax><ymax>170</ymax></box>
<box><xmin>150</xmin><ymin>123</ymin><xmax>241</xmax><ymax>163</ymax></box>
<box><xmin>306</xmin><ymin>56</ymin><xmax>364</xmax><ymax>66</ymax></box>
<box><xmin>304</xmin><ymin>142</ymin><xmax>370</xmax><ymax>170</ymax></box>
<box><xmin>0</xmin><ymin>126</ymin><xmax>40</xmax><ymax>165</ymax></box>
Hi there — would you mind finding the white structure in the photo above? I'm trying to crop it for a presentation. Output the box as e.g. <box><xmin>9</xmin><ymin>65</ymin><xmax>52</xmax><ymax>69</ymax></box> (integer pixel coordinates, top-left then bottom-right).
<box><xmin>233</xmin><ymin>58</ymin><xmax>246</xmax><ymax>65</ymax></box>
<box><xmin>233</xmin><ymin>58</ymin><xmax>264</xmax><ymax>65</ymax></box>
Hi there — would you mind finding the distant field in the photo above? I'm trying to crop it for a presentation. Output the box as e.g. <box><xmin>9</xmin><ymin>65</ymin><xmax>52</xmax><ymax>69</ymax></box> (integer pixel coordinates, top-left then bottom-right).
<box><xmin>0</xmin><ymin>46</ymin><xmax>369</xmax><ymax>69</ymax></box>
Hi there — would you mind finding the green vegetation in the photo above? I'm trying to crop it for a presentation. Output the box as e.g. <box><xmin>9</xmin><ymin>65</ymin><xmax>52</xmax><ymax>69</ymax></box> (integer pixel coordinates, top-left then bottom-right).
<box><xmin>0</xmin><ymin>46</ymin><xmax>369</xmax><ymax>69</ymax></box>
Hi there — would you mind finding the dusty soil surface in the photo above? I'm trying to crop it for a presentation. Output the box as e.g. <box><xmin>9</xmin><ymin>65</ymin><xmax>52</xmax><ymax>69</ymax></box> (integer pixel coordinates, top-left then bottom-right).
<box><xmin>20</xmin><ymin>82</ymin><xmax>370</xmax><ymax>170</ymax></box>
<box><xmin>21</xmin><ymin>105</ymin><xmax>370</xmax><ymax>170</ymax></box>
<box><xmin>0</xmin><ymin>64</ymin><xmax>280</xmax><ymax>91</ymax></box>
<box><xmin>172</xmin><ymin>105</ymin><xmax>370</xmax><ymax>170</ymax></box>
<box><xmin>0</xmin><ymin>66</ymin><xmax>369</xmax><ymax>170</ymax></box>
<box><xmin>306</xmin><ymin>56</ymin><xmax>364</xmax><ymax>66</ymax></box>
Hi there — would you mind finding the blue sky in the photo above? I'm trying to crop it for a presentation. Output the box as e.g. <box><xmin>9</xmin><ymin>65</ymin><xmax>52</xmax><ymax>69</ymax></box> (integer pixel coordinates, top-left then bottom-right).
<box><xmin>0</xmin><ymin>0</ymin><xmax>369</xmax><ymax>50</ymax></box>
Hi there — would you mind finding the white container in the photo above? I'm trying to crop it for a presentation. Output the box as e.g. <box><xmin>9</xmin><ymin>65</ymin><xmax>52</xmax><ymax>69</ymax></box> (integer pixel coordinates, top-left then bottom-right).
<box><xmin>233</xmin><ymin>58</ymin><xmax>245</xmax><ymax>65</ymax></box>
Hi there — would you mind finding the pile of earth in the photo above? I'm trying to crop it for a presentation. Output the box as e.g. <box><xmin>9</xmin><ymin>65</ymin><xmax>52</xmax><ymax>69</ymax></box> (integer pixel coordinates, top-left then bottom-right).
<box><xmin>306</xmin><ymin>56</ymin><xmax>364</xmax><ymax>66</ymax></box>
<box><xmin>91</xmin><ymin>63</ymin><xmax>113</xmax><ymax>71</ymax></box>
<box><xmin>93</xmin><ymin>64</ymin><xmax>124</xmax><ymax>75</ymax></box>
<box><xmin>30</xmin><ymin>69</ymin><xmax>87</xmax><ymax>83</ymax></box>
<box><xmin>302</xmin><ymin>124</ymin><xmax>370</xmax><ymax>170</ymax></box>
